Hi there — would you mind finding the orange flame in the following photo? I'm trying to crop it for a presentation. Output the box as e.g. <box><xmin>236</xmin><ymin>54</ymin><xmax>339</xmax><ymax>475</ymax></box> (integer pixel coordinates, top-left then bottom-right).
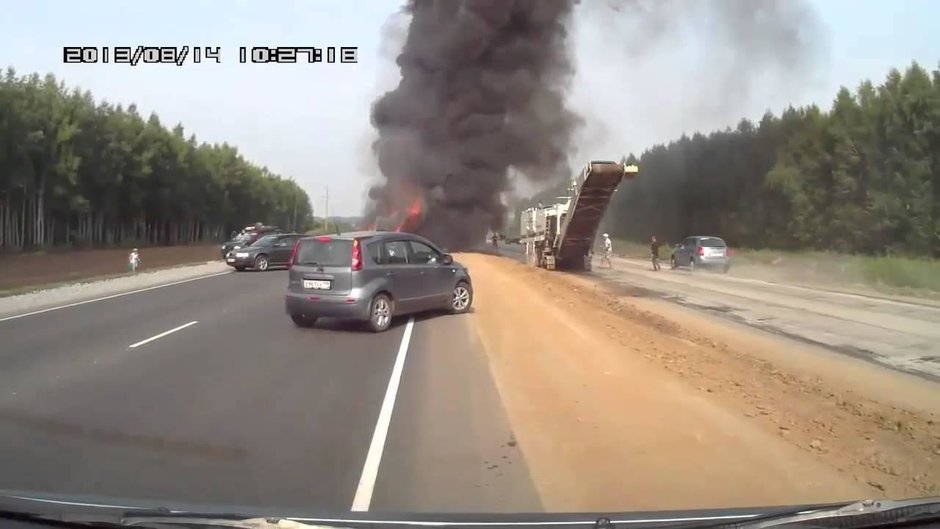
<box><xmin>394</xmin><ymin>197</ymin><xmax>423</xmax><ymax>232</ymax></box>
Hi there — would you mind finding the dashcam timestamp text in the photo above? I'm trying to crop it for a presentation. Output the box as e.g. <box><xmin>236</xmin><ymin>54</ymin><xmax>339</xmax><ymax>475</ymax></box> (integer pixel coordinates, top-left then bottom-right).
<box><xmin>63</xmin><ymin>46</ymin><xmax>359</xmax><ymax>65</ymax></box>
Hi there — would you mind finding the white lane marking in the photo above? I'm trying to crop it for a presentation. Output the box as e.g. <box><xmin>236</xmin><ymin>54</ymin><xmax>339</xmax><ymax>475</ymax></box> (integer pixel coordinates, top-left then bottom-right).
<box><xmin>351</xmin><ymin>316</ymin><xmax>415</xmax><ymax>512</ymax></box>
<box><xmin>0</xmin><ymin>271</ymin><xmax>232</xmax><ymax>323</ymax></box>
<box><xmin>128</xmin><ymin>321</ymin><xmax>199</xmax><ymax>349</ymax></box>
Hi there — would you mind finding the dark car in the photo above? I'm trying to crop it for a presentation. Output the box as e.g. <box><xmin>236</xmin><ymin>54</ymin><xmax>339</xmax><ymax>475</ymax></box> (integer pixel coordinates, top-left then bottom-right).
<box><xmin>226</xmin><ymin>233</ymin><xmax>300</xmax><ymax>271</ymax></box>
<box><xmin>670</xmin><ymin>235</ymin><xmax>731</xmax><ymax>273</ymax></box>
<box><xmin>284</xmin><ymin>231</ymin><xmax>473</xmax><ymax>332</ymax></box>
<box><xmin>220</xmin><ymin>224</ymin><xmax>279</xmax><ymax>258</ymax></box>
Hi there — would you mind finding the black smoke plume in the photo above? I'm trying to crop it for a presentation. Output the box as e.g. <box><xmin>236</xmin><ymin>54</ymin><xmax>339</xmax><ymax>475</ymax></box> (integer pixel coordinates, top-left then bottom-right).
<box><xmin>365</xmin><ymin>0</ymin><xmax>823</xmax><ymax>250</ymax></box>
<box><xmin>365</xmin><ymin>0</ymin><xmax>582</xmax><ymax>249</ymax></box>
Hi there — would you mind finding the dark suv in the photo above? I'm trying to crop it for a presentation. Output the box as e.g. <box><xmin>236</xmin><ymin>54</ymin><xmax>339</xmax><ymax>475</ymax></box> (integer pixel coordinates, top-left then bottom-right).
<box><xmin>221</xmin><ymin>225</ymin><xmax>279</xmax><ymax>258</ymax></box>
<box><xmin>226</xmin><ymin>233</ymin><xmax>301</xmax><ymax>271</ymax></box>
<box><xmin>284</xmin><ymin>231</ymin><xmax>473</xmax><ymax>332</ymax></box>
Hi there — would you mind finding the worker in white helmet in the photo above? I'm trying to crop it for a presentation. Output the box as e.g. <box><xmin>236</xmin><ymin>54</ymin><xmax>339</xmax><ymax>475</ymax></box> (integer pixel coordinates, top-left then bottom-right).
<box><xmin>128</xmin><ymin>248</ymin><xmax>141</xmax><ymax>273</ymax></box>
<box><xmin>601</xmin><ymin>233</ymin><xmax>612</xmax><ymax>268</ymax></box>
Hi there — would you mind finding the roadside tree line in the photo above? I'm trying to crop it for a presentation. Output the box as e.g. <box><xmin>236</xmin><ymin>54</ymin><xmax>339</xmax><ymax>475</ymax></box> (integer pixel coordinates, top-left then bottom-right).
<box><xmin>0</xmin><ymin>68</ymin><xmax>314</xmax><ymax>252</ymax></box>
<box><xmin>523</xmin><ymin>62</ymin><xmax>939</xmax><ymax>258</ymax></box>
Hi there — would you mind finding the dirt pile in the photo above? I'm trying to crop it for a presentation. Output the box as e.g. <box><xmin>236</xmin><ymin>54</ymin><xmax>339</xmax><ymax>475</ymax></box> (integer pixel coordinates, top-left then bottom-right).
<box><xmin>456</xmin><ymin>252</ymin><xmax>938</xmax><ymax>511</ymax></box>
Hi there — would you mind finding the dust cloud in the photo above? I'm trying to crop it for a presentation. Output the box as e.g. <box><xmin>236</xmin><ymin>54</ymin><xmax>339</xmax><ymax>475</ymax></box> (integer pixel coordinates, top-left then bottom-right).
<box><xmin>364</xmin><ymin>0</ymin><xmax>825</xmax><ymax>249</ymax></box>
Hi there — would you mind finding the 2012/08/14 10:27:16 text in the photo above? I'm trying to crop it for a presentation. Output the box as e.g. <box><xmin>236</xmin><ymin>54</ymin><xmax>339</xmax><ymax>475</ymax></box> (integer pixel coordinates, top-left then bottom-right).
<box><xmin>62</xmin><ymin>46</ymin><xmax>358</xmax><ymax>65</ymax></box>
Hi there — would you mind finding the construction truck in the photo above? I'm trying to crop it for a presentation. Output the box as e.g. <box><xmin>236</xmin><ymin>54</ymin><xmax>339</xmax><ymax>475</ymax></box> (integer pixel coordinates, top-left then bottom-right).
<box><xmin>519</xmin><ymin>161</ymin><xmax>639</xmax><ymax>271</ymax></box>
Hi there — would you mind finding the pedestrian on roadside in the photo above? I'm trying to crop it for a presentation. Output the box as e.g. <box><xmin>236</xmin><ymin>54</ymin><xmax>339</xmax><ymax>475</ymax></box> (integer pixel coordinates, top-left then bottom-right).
<box><xmin>601</xmin><ymin>233</ymin><xmax>613</xmax><ymax>268</ymax></box>
<box><xmin>128</xmin><ymin>248</ymin><xmax>141</xmax><ymax>273</ymax></box>
<box><xmin>650</xmin><ymin>235</ymin><xmax>662</xmax><ymax>271</ymax></box>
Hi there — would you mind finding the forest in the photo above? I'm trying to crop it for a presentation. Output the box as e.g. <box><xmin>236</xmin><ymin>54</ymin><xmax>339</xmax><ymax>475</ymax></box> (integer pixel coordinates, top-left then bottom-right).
<box><xmin>526</xmin><ymin>62</ymin><xmax>940</xmax><ymax>258</ymax></box>
<box><xmin>0</xmin><ymin>68</ymin><xmax>314</xmax><ymax>253</ymax></box>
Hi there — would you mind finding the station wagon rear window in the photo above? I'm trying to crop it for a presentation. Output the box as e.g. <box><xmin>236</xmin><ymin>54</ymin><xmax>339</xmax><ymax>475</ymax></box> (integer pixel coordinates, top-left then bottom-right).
<box><xmin>295</xmin><ymin>238</ymin><xmax>353</xmax><ymax>267</ymax></box>
<box><xmin>700</xmin><ymin>238</ymin><xmax>727</xmax><ymax>247</ymax></box>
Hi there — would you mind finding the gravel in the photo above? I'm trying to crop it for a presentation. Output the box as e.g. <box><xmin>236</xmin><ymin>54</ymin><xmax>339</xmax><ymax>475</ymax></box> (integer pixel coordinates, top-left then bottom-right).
<box><xmin>0</xmin><ymin>261</ymin><xmax>230</xmax><ymax>319</ymax></box>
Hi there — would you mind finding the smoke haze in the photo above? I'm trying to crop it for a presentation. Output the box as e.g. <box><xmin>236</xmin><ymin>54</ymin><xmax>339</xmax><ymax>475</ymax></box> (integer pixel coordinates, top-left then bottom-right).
<box><xmin>365</xmin><ymin>0</ymin><xmax>826</xmax><ymax>249</ymax></box>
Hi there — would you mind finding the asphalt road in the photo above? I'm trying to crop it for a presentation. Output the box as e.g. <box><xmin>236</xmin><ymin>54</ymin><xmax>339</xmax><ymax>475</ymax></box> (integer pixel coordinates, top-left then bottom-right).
<box><xmin>0</xmin><ymin>269</ymin><xmax>541</xmax><ymax>513</ymax></box>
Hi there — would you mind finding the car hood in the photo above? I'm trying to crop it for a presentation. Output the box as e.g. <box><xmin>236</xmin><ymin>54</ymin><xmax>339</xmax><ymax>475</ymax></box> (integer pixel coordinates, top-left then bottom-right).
<box><xmin>0</xmin><ymin>488</ymin><xmax>879</xmax><ymax>528</ymax></box>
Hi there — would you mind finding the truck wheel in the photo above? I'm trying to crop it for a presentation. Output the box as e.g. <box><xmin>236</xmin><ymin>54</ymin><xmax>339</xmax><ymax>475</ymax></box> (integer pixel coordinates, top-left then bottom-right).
<box><xmin>367</xmin><ymin>294</ymin><xmax>393</xmax><ymax>333</ymax></box>
<box><xmin>449</xmin><ymin>281</ymin><xmax>473</xmax><ymax>314</ymax></box>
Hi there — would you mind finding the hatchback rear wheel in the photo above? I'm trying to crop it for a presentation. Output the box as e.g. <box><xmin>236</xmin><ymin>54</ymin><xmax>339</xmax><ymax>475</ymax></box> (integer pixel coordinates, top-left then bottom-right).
<box><xmin>367</xmin><ymin>294</ymin><xmax>393</xmax><ymax>333</ymax></box>
<box><xmin>291</xmin><ymin>313</ymin><xmax>317</xmax><ymax>328</ymax></box>
<box><xmin>450</xmin><ymin>281</ymin><xmax>473</xmax><ymax>314</ymax></box>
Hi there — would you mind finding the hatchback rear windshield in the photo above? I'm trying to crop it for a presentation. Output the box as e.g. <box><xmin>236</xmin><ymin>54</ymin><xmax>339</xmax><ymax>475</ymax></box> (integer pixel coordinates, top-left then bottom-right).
<box><xmin>295</xmin><ymin>238</ymin><xmax>353</xmax><ymax>267</ymax></box>
<box><xmin>700</xmin><ymin>237</ymin><xmax>727</xmax><ymax>247</ymax></box>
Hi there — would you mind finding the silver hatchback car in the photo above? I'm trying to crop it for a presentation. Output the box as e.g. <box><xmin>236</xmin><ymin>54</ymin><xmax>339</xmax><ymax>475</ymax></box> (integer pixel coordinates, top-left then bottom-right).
<box><xmin>284</xmin><ymin>231</ymin><xmax>473</xmax><ymax>332</ymax></box>
<box><xmin>670</xmin><ymin>235</ymin><xmax>731</xmax><ymax>273</ymax></box>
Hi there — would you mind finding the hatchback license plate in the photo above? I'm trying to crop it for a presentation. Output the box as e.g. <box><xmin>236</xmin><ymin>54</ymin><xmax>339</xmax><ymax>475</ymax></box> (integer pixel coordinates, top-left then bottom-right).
<box><xmin>304</xmin><ymin>280</ymin><xmax>331</xmax><ymax>290</ymax></box>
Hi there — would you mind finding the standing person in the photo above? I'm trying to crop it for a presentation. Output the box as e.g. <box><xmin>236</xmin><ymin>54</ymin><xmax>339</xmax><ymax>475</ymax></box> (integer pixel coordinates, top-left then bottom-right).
<box><xmin>128</xmin><ymin>248</ymin><xmax>141</xmax><ymax>273</ymax></box>
<box><xmin>650</xmin><ymin>235</ymin><xmax>662</xmax><ymax>271</ymax></box>
<box><xmin>601</xmin><ymin>233</ymin><xmax>613</xmax><ymax>268</ymax></box>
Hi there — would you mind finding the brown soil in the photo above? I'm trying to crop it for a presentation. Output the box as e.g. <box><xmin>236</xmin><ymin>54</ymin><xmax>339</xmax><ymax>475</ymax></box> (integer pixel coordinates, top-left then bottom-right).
<box><xmin>0</xmin><ymin>245</ymin><xmax>222</xmax><ymax>293</ymax></box>
<box><xmin>456</xmin><ymin>253</ymin><xmax>939</xmax><ymax>512</ymax></box>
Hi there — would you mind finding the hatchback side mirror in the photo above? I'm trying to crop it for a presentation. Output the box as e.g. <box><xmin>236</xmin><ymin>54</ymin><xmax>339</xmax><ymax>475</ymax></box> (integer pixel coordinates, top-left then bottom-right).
<box><xmin>440</xmin><ymin>254</ymin><xmax>454</xmax><ymax>265</ymax></box>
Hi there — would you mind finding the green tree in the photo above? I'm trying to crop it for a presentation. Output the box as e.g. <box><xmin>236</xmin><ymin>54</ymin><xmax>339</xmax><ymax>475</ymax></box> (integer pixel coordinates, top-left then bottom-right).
<box><xmin>0</xmin><ymin>68</ymin><xmax>314</xmax><ymax>252</ymax></box>
<box><xmin>594</xmin><ymin>61</ymin><xmax>940</xmax><ymax>257</ymax></box>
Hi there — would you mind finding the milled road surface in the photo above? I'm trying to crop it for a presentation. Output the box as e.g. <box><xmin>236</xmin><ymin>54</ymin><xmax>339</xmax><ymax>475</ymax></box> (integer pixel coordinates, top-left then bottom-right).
<box><xmin>0</xmin><ymin>269</ymin><xmax>539</xmax><ymax>513</ymax></box>
<box><xmin>497</xmin><ymin>243</ymin><xmax>940</xmax><ymax>380</ymax></box>
<box><xmin>599</xmin><ymin>256</ymin><xmax>940</xmax><ymax>381</ymax></box>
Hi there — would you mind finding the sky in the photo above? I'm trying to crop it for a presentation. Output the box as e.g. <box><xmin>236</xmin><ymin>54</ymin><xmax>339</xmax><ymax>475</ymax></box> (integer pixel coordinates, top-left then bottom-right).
<box><xmin>3</xmin><ymin>0</ymin><xmax>939</xmax><ymax>217</ymax></box>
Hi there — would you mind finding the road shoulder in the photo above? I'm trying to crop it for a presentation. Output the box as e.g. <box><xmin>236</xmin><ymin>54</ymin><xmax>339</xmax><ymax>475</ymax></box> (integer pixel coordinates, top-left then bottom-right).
<box><xmin>457</xmin><ymin>253</ymin><xmax>938</xmax><ymax>511</ymax></box>
<box><xmin>372</xmin><ymin>313</ymin><xmax>542</xmax><ymax>513</ymax></box>
<box><xmin>0</xmin><ymin>261</ymin><xmax>229</xmax><ymax>320</ymax></box>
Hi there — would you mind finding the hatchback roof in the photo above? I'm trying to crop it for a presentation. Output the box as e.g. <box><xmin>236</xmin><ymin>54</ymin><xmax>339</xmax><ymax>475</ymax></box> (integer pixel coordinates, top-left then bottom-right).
<box><xmin>299</xmin><ymin>230</ymin><xmax>448</xmax><ymax>249</ymax></box>
<box><xmin>301</xmin><ymin>230</ymin><xmax>421</xmax><ymax>240</ymax></box>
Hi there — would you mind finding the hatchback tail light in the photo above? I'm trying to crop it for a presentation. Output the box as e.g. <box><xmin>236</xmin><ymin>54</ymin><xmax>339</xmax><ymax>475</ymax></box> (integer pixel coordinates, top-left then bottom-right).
<box><xmin>697</xmin><ymin>246</ymin><xmax>704</xmax><ymax>256</ymax></box>
<box><xmin>351</xmin><ymin>238</ymin><xmax>363</xmax><ymax>271</ymax></box>
<box><xmin>288</xmin><ymin>240</ymin><xmax>300</xmax><ymax>268</ymax></box>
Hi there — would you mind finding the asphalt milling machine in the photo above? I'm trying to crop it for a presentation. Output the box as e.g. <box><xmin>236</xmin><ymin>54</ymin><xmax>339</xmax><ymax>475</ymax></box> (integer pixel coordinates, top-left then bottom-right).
<box><xmin>519</xmin><ymin>161</ymin><xmax>639</xmax><ymax>271</ymax></box>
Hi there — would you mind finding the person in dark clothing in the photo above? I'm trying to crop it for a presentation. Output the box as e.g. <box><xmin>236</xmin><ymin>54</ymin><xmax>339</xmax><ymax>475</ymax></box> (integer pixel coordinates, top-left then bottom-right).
<box><xmin>650</xmin><ymin>235</ymin><xmax>662</xmax><ymax>271</ymax></box>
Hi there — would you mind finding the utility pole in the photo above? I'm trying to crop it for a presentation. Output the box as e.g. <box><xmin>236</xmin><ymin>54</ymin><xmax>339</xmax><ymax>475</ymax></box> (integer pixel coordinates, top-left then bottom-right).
<box><xmin>322</xmin><ymin>186</ymin><xmax>330</xmax><ymax>233</ymax></box>
<box><xmin>291</xmin><ymin>192</ymin><xmax>297</xmax><ymax>232</ymax></box>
